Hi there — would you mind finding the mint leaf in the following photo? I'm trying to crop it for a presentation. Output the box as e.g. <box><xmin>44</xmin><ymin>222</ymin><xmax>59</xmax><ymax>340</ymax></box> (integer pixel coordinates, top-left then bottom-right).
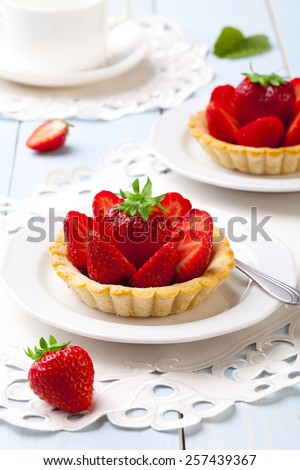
<box><xmin>214</xmin><ymin>27</ymin><xmax>271</xmax><ymax>59</ymax></box>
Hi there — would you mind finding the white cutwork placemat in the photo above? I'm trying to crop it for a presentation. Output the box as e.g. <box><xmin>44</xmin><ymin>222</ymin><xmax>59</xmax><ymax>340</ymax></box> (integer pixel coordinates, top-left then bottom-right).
<box><xmin>0</xmin><ymin>16</ymin><xmax>213</xmax><ymax>121</ymax></box>
<box><xmin>0</xmin><ymin>140</ymin><xmax>299</xmax><ymax>432</ymax></box>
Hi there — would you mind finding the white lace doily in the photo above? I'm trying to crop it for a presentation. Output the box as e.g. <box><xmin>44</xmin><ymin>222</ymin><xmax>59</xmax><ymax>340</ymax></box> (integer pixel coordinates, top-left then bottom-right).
<box><xmin>0</xmin><ymin>16</ymin><xmax>213</xmax><ymax>121</ymax></box>
<box><xmin>0</xmin><ymin>140</ymin><xmax>299</xmax><ymax>432</ymax></box>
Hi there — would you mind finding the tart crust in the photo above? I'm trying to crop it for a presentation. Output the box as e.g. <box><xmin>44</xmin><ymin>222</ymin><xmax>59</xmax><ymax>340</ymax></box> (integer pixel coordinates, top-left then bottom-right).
<box><xmin>189</xmin><ymin>111</ymin><xmax>300</xmax><ymax>175</ymax></box>
<box><xmin>49</xmin><ymin>227</ymin><xmax>235</xmax><ymax>318</ymax></box>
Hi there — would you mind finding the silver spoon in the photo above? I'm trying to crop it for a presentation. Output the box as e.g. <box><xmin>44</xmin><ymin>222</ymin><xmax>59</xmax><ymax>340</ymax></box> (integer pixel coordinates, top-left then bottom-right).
<box><xmin>235</xmin><ymin>258</ymin><xmax>300</xmax><ymax>306</ymax></box>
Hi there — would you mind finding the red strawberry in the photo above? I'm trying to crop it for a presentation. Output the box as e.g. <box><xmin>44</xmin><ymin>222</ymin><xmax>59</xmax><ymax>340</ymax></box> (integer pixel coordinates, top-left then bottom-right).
<box><xmin>26</xmin><ymin>336</ymin><xmax>94</xmax><ymax>413</ymax></box>
<box><xmin>206</xmin><ymin>101</ymin><xmax>240</xmax><ymax>144</ymax></box>
<box><xmin>130</xmin><ymin>242</ymin><xmax>178</xmax><ymax>288</ymax></box>
<box><xmin>183</xmin><ymin>209</ymin><xmax>214</xmax><ymax>237</ymax></box>
<box><xmin>102</xmin><ymin>178</ymin><xmax>168</xmax><ymax>269</ymax></box>
<box><xmin>284</xmin><ymin>110</ymin><xmax>300</xmax><ymax>146</ymax></box>
<box><xmin>169</xmin><ymin>209</ymin><xmax>213</xmax><ymax>244</ymax></box>
<box><xmin>174</xmin><ymin>230</ymin><xmax>212</xmax><ymax>284</ymax></box>
<box><xmin>233</xmin><ymin>72</ymin><xmax>295</xmax><ymax>126</ymax></box>
<box><xmin>210</xmin><ymin>84</ymin><xmax>238</xmax><ymax>119</ymax></box>
<box><xmin>26</xmin><ymin>120</ymin><xmax>71</xmax><ymax>152</ymax></box>
<box><xmin>93</xmin><ymin>190</ymin><xmax>123</xmax><ymax>236</ymax></box>
<box><xmin>291</xmin><ymin>78</ymin><xmax>300</xmax><ymax>114</ymax></box>
<box><xmin>87</xmin><ymin>238</ymin><xmax>136</xmax><ymax>284</ymax></box>
<box><xmin>236</xmin><ymin>116</ymin><xmax>285</xmax><ymax>148</ymax></box>
<box><xmin>160</xmin><ymin>192</ymin><xmax>192</xmax><ymax>218</ymax></box>
<box><xmin>64</xmin><ymin>211</ymin><xmax>93</xmax><ymax>271</ymax></box>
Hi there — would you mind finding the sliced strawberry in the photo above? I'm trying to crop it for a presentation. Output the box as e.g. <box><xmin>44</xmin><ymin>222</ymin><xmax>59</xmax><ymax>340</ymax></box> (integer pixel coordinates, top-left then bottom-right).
<box><xmin>284</xmin><ymin>110</ymin><xmax>300</xmax><ymax>146</ymax></box>
<box><xmin>26</xmin><ymin>120</ymin><xmax>70</xmax><ymax>152</ymax></box>
<box><xmin>93</xmin><ymin>190</ymin><xmax>123</xmax><ymax>236</ymax></box>
<box><xmin>183</xmin><ymin>209</ymin><xmax>213</xmax><ymax>238</ymax></box>
<box><xmin>93</xmin><ymin>190</ymin><xmax>123</xmax><ymax>218</ymax></box>
<box><xmin>87</xmin><ymin>238</ymin><xmax>136</xmax><ymax>285</ymax></box>
<box><xmin>160</xmin><ymin>192</ymin><xmax>192</xmax><ymax>218</ymax></box>
<box><xmin>236</xmin><ymin>116</ymin><xmax>285</xmax><ymax>148</ymax></box>
<box><xmin>206</xmin><ymin>101</ymin><xmax>240</xmax><ymax>144</ymax></box>
<box><xmin>174</xmin><ymin>230</ymin><xmax>212</xmax><ymax>284</ymax></box>
<box><xmin>210</xmin><ymin>85</ymin><xmax>238</xmax><ymax>119</ymax></box>
<box><xmin>129</xmin><ymin>242</ymin><xmax>178</xmax><ymax>288</ymax></box>
<box><xmin>291</xmin><ymin>78</ymin><xmax>300</xmax><ymax>114</ymax></box>
<box><xmin>64</xmin><ymin>211</ymin><xmax>93</xmax><ymax>271</ymax></box>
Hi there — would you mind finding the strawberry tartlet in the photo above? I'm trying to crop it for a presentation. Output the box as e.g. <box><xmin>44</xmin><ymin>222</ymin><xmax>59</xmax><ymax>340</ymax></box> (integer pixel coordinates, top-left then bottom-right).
<box><xmin>189</xmin><ymin>72</ymin><xmax>300</xmax><ymax>175</ymax></box>
<box><xmin>50</xmin><ymin>179</ymin><xmax>235</xmax><ymax>317</ymax></box>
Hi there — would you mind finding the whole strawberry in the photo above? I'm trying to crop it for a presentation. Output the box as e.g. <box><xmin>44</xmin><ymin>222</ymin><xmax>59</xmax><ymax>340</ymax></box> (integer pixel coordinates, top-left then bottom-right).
<box><xmin>233</xmin><ymin>71</ymin><xmax>295</xmax><ymax>125</ymax></box>
<box><xmin>26</xmin><ymin>336</ymin><xmax>94</xmax><ymax>413</ymax></box>
<box><xmin>101</xmin><ymin>178</ymin><xmax>169</xmax><ymax>269</ymax></box>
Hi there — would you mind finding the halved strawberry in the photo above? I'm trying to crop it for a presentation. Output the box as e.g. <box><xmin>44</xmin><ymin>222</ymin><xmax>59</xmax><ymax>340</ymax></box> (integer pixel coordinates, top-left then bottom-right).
<box><xmin>92</xmin><ymin>190</ymin><xmax>123</xmax><ymax>218</ymax></box>
<box><xmin>174</xmin><ymin>230</ymin><xmax>212</xmax><ymax>284</ymax></box>
<box><xmin>129</xmin><ymin>242</ymin><xmax>178</xmax><ymax>288</ymax></box>
<box><xmin>236</xmin><ymin>116</ymin><xmax>285</xmax><ymax>148</ymax></box>
<box><xmin>206</xmin><ymin>101</ymin><xmax>240</xmax><ymax>144</ymax></box>
<box><xmin>183</xmin><ymin>209</ymin><xmax>213</xmax><ymax>237</ymax></box>
<box><xmin>26</xmin><ymin>120</ymin><xmax>70</xmax><ymax>152</ymax></box>
<box><xmin>64</xmin><ymin>211</ymin><xmax>93</xmax><ymax>271</ymax></box>
<box><xmin>284</xmin><ymin>110</ymin><xmax>300</xmax><ymax>146</ymax></box>
<box><xmin>210</xmin><ymin>85</ymin><xmax>238</xmax><ymax>119</ymax></box>
<box><xmin>160</xmin><ymin>192</ymin><xmax>192</xmax><ymax>218</ymax></box>
<box><xmin>290</xmin><ymin>78</ymin><xmax>300</xmax><ymax>115</ymax></box>
<box><xmin>93</xmin><ymin>190</ymin><xmax>123</xmax><ymax>236</ymax></box>
<box><xmin>87</xmin><ymin>238</ymin><xmax>136</xmax><ymax>285</ymax></box>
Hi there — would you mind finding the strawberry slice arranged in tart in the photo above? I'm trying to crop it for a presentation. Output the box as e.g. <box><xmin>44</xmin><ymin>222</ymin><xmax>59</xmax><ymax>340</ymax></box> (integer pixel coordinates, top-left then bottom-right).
<box><xmin>129</xmin><ymin>242</ymin><xmax>178</xmax><ymax>288</ymax></box>
<box><xmin>175</xmin><ymin>230</ymin><xmax>213</xmax><ymax>284</ymax></box>
<box><xmin>63</xmin><ymin>211</ymin><xmax>93</xmax><ymax>271</ymax></box>
<box><xmin>236</xmin><ymin>116</ymin><xmax>285</xmax><ymax>148</ymax></box>
<box><xmin>92</xmin><ymin>190</ymin><xmax>123</xmax><ymax>236</ymax></box>
<box><xmin>210</xmin><ymin>84</ymin><xmax>238</xmax><ymax>119</ymax></box>
<box><xmin>159</xmin><ymin>192</ymin><xmax>192</xmax><ymax>219</ymax></box>
<box><xmin>62</xmin><ymin>178</ymin><xmax>214</xmax><ymax>289</ymax></box>
<box><xmin>206</xmin><ymin>101</ymin><xmax>240</xmax><ymax>144</ymax></box>
<box><xmin>87</xmin><ymin>238</ymin><xmax>136</xmax><ymax>285</ymax></box>
<box><xmin>284</xmin><ymin>110</ymin><xmax>300</xmax><ymax>146</ymax></box>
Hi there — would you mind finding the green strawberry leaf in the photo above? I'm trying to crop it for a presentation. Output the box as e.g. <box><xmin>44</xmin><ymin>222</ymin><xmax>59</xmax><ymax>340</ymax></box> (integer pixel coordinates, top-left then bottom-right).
<box><xmin>214</xmin><ymin>27</ymin><xmax>271</xmax><ymax>59</ymax></box>
<box><xmin>132</xmin><ymin>178</ymin><xmax>140</xmax><ymax>194</ymax></box>
<box><xmin>141</xmin><ymin>178</ymin><xmax>152</xmax><ymax>198</ymax></box>
<box><xmin>25</xmin><ymin>336</ymin><xmax>71</xmax><ymax>361</ymax></box>
<box><xmin>242</xmin><ymin>70</ymin><xmax>287</xmax><ymax>87</ymax></box>
<box><xmin>115</xmin><ymin>178</ymin><xmax>168</xmax><ymax>221</ymax></box>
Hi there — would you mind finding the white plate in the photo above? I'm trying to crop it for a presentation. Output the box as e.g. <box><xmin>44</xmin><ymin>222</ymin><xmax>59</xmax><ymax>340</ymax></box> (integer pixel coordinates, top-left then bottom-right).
<box><xmin>0</xmin><ymin>201</ymin><xmax>296</xmax><ymax>344</ymax></box>
<box><xmin>151</xmin><ymin>96</ymin><xmax>300</xmax><ymax>193</ymax></box>
<box><xmin>0</xmin><ymin>21</ymin><xmax>149</xmax><ymax>88</ymax></box>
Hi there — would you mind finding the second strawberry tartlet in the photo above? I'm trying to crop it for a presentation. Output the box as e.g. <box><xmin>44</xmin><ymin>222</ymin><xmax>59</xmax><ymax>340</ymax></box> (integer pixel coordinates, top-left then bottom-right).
<box><xmin>50</xmin><ymin>179</ymin><xmax>235</xmax><ymax>317</ymax></box>
<box><xmin>189</xmin><ymin>71</ymin><xmax>300</xmax><ymax>175</ymax></box>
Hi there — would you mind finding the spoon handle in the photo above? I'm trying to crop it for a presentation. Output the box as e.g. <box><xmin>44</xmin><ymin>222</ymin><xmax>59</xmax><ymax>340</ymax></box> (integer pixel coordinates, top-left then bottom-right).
<box><xmin>235</xmin><ymin>259</ymin><xmax>300</xmax><ymax>306</ymax></box>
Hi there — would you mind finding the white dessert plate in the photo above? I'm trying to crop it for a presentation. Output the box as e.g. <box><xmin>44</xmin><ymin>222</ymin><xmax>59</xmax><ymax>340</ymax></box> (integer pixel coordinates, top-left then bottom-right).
<box><xmin>151</xmin><ymin>96</ymin><xmax>300</xmax><ymax>193</ymax></box>
<box><xmin>0</xmin><ymin>21</ymin><xmax>149</xmax><ymax>88</ymax></box>
<box><xmin>0</xmin><ymin>204</ymin><xmax>296</xmax><ymax>344</ymax></box>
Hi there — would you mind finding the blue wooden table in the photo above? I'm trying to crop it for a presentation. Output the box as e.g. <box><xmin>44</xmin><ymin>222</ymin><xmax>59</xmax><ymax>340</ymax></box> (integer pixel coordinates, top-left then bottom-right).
<box><xmin>0</xmin><ymin>0</ymin><xmax>300</xmax><ymax>451</ymax></box>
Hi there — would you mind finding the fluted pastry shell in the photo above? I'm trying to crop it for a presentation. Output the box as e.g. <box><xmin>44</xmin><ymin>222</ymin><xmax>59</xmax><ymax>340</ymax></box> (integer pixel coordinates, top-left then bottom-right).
<box><xmin>189</xmin><ymin>111</ymin><xmax>300</xmax><ymax>175</ymax></box>
<box><xmin>49</xmin><ymin>227</ymin><xmax>235</xmax><ymax>317</ymax></box>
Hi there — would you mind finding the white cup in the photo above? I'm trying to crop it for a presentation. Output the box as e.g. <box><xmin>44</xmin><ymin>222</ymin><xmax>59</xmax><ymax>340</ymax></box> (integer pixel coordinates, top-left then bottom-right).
<box><xmin>1</xmin><ymin>0</ymin><xmax>131</xmax><ymax>73</ymax></box>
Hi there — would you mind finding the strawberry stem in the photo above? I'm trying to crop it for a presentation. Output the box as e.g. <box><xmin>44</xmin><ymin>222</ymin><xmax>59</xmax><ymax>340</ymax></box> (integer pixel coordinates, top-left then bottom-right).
<box><xmin>116</xmin><ymin>178</ymin><xmax>168</xmax><ymax>221</ymax></box>
<box><xmin>242</xmin><ymin>69</ymin><xmax>287</xmax><ymax>87</ymax></box>
<box><xmin>25</xmin><ymin>336</ymin><xmax>71</xmax><ymax>361</ymax></box>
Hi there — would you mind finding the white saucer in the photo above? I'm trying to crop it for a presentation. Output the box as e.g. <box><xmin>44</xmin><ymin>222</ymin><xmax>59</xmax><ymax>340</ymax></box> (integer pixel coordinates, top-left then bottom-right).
<box><xmin>0</xmin><ymin>21</ymin><xmax>149</xmax><ymax>88</ymax></box>
<box><xmin>151</xmin><ymin>96</ymin><xmax>300</xmax><ymax>193</ymax></box>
